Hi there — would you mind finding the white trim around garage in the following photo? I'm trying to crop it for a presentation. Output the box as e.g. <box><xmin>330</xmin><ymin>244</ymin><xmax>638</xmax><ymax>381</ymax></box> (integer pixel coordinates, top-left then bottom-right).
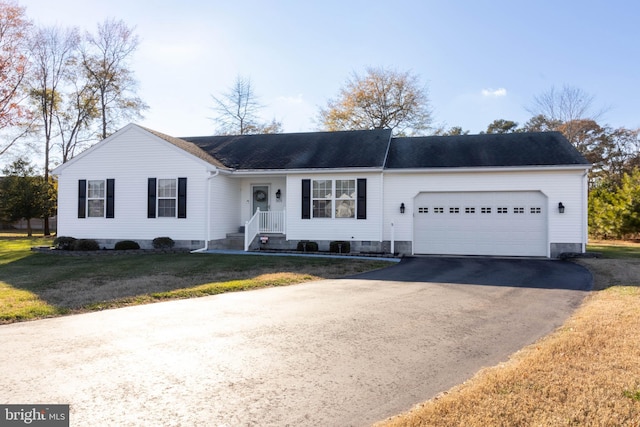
<box><xmin>413</xmin><ymin>191</ymin><xmax>548</xmax><ymax>257</ymax></box>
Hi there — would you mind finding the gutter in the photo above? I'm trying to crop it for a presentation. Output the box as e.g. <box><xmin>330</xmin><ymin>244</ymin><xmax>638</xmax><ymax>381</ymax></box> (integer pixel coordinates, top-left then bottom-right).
<box><xmin>384</xmin><ymin>164</ymin><xmax>592</xmax><ymax>174</ymax></box>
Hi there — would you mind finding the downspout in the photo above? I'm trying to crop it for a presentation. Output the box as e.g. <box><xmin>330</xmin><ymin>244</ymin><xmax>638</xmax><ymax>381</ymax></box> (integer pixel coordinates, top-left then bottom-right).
<box><xmin>582</xmin><ymin>169</ymin><xmax>589</xmax><ymax>253</ymax></box>
<box><xmin>381</xmin><ymin>131</ymin><xmax>392</xmax><ymax>253</ymax></box>
<box><xmin>191</xmin><ymin>169</ymin><xmax>220</xmax><ymax>253</ymax></box>
<box><xmin>380</xmin><ymin>171</ymin><xmax>385</xmax><ymax>249</ymax></box>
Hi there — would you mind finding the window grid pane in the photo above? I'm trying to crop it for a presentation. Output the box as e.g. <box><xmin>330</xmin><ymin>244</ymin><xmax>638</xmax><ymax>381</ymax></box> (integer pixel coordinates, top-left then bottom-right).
<box><xmin>335</xmin><ymin>200</ymin><xmax>355</xmax><ymax>218</ymax></box>
<box><xmin>312</xmin><ymin>200</ymin><xmax>332</xmax><ymax>218</ymax></box>
<box><xmin>87</xmin><ymin>180</ymin><xmax>105</xmax><ymax>198</ymax></box>
<box><xmin>88</xmin><ymin>200</ymin><xmax>104</xmax><ymax>217</ymax></box>
<box><xmin>312</xmin><ymin>180</ymin><xmax>332</xmax><ymax>199</ymax></box>
<box><xmin>335</xmin><ymin>180</ymin><xmax>355</xmax><ymax>199</ymax></box>
<box><xmin>158</xmin><ymin>199</ymin><xmax>176</xmax><ymax>217</ymax></box>
<box><xmin>158</xmin><ymin>179</ymin><xmax>176</xmax><ymax>198</ymax></box>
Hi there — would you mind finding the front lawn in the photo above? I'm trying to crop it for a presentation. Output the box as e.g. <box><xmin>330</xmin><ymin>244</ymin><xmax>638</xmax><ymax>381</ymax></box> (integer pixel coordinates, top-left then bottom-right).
<box><xmin>0</xmin><ymin>236</ymin><xmax>389</xmax><ymax>323</ymax></box>
<box><xmin>588</xmin><ymin>239</ymin><xmax>640</xmax><ymax>258</ymax></box>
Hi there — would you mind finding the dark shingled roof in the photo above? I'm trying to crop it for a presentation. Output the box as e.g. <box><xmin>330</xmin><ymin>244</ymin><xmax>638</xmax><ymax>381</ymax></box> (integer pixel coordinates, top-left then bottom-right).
<box><xmin>182</xmin><ymin>129</ymin><xmax>392</xmax><ymax>170</ymax></box>
<box><xmin>386</xmin><ymin>132</ymin><xmax>590</xmax><ymax>168</ymax></box>
<box><xmin>140</xmin><ymin>126</ymin><xmax>227</xmax><ymax>169</ymax></box>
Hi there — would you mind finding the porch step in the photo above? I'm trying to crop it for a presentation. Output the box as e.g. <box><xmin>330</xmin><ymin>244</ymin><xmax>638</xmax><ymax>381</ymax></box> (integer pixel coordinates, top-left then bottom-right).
<box><xmin>208</xmin><ymin>233</ymin><xmax>289</xmax><ymax>251</ymax></box>
<box><xmin>207</xmin><ymin>233</ymin><xmax>244</xmax><ymax>251</ymax></box>
<box><xmin>247</xmin><ymin>234</ymin><xmax>290</xmax><ymax>251</ymax></box>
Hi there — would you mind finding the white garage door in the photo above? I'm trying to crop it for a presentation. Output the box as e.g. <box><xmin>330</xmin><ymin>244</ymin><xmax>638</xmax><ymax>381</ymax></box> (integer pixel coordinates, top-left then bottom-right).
<box><xmin>414</xmin><ymin>191</ymin><xmax>548</xmax><ymax>257</ymax></box>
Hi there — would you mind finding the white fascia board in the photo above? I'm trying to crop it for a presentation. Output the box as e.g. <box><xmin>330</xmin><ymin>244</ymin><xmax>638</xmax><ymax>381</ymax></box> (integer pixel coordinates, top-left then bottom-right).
<box><xmin>229</xmin><ymin>167</ymin><xmax>384</xmax><ymax>176</ymax></box>
<box><xmin>383</xmin><ymin>164</ymin><xmax>592</xmax><ymax>174</ymax></box>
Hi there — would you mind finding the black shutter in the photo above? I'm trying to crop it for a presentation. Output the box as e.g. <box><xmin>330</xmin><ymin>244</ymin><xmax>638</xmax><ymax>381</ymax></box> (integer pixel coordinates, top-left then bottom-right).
<box><xmin>357</xmin><ymin>179</ymin><xmax>367</xmax><ymax>219</ymax></box>
<box><xmin>301</xmin><ymin>179</ymin><xmax>311</xmax><ymax>219</ymax></box>
<box><xmin>106</xmin><ymin>179</ymin><xmax>115</xmax><ymax>218</ymax></box>
<box><xmin>78</xmin><ymin>179</ymin><xmax>86</xmax><ymax>218</ymax></box>
<box><xmin>147</xmin><ymin>178</ymin><xmax>156</xmax><ymax>218</ymax></box>
<box><xmin>178</xmin><ymin>177</ymin><xmax>187</xmax><ymax>218</ymax></box>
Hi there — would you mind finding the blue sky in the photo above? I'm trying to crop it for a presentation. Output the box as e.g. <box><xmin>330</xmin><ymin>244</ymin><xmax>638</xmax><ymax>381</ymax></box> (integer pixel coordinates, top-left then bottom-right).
<box><xmin>22</xmin><ymin>0</ymin><xmax>640</xmax><ymax>138</ymax></box>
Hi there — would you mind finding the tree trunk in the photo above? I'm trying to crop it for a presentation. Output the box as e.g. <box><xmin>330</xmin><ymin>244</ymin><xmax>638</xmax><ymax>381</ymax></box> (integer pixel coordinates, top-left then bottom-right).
<box><xmin>26</xmin><ymin>218</ymin><xmax>32</xmax><ymax>237</ymax></box>
<box><xmin>43</xmin><ymin>167</ymin><xmax>50</xmax><ymax>236</ymax></box>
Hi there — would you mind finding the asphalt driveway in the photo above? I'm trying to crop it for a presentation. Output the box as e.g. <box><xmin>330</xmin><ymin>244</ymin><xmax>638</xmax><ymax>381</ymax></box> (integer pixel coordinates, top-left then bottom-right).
<box><xmin>0</xmin><ymin>257</ymin><xmax>592</xmax><ymax>426</ymax></box>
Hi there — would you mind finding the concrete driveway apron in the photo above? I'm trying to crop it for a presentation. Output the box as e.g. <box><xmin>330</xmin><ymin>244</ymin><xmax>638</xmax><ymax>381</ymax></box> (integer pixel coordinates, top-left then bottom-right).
<box><xmin>0</xmin><ymin>257</ymin><xmax>592</xmax><ymax>426</ymax></box>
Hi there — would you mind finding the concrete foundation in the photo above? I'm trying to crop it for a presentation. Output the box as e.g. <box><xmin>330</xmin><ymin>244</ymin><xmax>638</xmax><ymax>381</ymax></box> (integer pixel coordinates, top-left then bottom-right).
<box><xmin>550</xmin><ymin>243</ymin><xmax>584</xmax><ymax>258</ymax></box>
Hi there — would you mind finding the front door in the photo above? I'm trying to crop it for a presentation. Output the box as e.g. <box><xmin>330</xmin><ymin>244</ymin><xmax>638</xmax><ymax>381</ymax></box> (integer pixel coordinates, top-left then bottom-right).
<box><xmin>252</xmin><ymin>185</ymin><xmax>269</xmax><ymax>214</ymax></box>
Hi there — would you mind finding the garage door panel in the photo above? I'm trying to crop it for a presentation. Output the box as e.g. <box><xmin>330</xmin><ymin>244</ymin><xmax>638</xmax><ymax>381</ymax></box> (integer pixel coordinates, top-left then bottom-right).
<box><xmin>414</xmin><ymin>191</ymin><xmax>547</xmax><ymax>257</ymax></box>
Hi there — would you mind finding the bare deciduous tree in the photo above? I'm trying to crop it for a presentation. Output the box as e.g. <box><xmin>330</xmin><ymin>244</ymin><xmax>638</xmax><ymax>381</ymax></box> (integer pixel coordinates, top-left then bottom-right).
<box><xmin>56</xmin><ymin>59</ymin><xmax>99</xmax><ymax>162</ymax></box>
<box><xmin>210</xmin><ymin>75</ymin><xmax>282</xmax><ymax>135</ymax></box>
<box><xmin>28</xmin><ymin>25</ymin><xmax>79</xmax><ymax>234</ymax></box>
<box><xmin>318</xmin><ymin>66</ymin><xmax>433</xmax><ymax>136</ymax></box>
<box><xmin>81</xmin><ymin>18</ymin><xmax>146</xmax><ymax>139</ymax></box>
<box><xmin>527</xmin><ymin>85</ymin><xmax>606</xmax><ymax>144</ymax></box>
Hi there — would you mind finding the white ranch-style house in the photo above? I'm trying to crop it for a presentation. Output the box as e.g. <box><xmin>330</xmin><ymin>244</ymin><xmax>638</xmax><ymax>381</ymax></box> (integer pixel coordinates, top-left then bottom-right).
<box><xmin>52</xmin><ymin>124</ymin><xmax>591</xmax><ymax>257</ymax></box>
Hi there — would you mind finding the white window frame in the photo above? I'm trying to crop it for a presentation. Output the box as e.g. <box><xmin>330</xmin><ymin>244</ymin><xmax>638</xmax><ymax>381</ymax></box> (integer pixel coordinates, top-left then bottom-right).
<box><xmin>87</xmin><ymin>180</ymin><xmax>105</xmax><ymax>218</ymax></box>
<box><xmin>157</xmin><ymin>178</ymin><xmax>177</xmax><ymax>218</ymax></box>
<box><xmin>311</xmin><ymin>179</ymin><xmax>356</xmax><ymax>219</ymax></box>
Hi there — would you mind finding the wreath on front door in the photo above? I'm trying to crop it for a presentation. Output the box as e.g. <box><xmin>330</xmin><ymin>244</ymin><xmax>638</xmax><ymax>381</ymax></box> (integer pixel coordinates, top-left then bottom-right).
<box><xmin>254</xmin><ymin>190</ymin><xmax>267</xmax><ymax>201</ymax></box>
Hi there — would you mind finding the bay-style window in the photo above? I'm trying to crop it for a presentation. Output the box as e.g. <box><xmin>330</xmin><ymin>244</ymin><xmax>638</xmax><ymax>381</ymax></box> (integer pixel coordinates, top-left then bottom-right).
<box><xmin>302</xmin><ymin>178</ymin><xmax>366</xmax><ymax>220</ymax></box>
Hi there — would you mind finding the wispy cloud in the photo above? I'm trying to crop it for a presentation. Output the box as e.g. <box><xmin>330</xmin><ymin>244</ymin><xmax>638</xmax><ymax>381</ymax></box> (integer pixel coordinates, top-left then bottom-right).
<box><xmin>481</xmin><ymin>88</ymin><xmax>507</xmax><ymax>97</ymax></box>
<box><xmin>276</xmin><ymin>94</ymin><xmax>305</xmax><ymax>105</ymax></box>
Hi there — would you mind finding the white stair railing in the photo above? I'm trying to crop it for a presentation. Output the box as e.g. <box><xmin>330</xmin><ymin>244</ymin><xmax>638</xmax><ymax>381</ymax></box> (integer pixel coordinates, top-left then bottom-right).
<box><xmin>260</xmin><ymin>210</ymin><xmax>285</xmax><ymax>233</ymax></box>
<box><xmin>245</xmin><ymin>209</ymin><xmax>285</xmax><ymax>251</ymax></box>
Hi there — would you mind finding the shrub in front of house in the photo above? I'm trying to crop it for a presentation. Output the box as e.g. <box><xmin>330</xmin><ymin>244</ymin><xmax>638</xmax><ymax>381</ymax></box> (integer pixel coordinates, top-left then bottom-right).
<box><xmin>72</xmin><ymin>239</ymin><xmax>100</xmax><ymax>251</ymax></box>
<box><xmin>152</xmin><ymin>237</ymin><xmax>175</xmax><ymax>249</ymax></box>
<box><xmin>53</xmin><ymin>236</ymin><xmax>77</xmax><ymax>251</ymax></box>
<box><xmin>114</xmin><ymin>240</ymin><xmax>140</xmax><ymax>250</ymax></box>
<box><xmin>330</xmin><ymin>241</ymin><xmax>351</xmax><ymax>253</ymax></box>
<box><xmin>296</xmin><ymin>241</ymin><xmax>318</xmax><ymax>252</ymax></box>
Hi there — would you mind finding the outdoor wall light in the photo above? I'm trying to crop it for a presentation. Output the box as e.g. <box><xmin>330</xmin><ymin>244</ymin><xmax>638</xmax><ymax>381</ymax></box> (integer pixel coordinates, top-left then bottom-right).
<box><xmin>558</xmin><ymin>202</ymin><xmax>565</xmax><ymax>214</ymax></box>
<box><xmin>400</xmin><ymin>203</ymin><xmax>405</xmax><ymax>214</ymax></box>
<box><xmin>276</xmin><ymin>189</ymin><xmax>281</xmax><ymax>200</ymax></box>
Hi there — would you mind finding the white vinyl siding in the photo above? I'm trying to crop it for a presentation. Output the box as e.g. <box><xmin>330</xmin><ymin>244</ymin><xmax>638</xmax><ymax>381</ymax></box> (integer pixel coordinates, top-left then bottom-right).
<box><xmin>383</xmin><ymin>168</ymin><xmax>588</xmax><ymax>256</ymax></box>
<box><xmin>54</xmin><ymin>125</ymin><xmax>211</xmax><ymax>241</ymax></box>
<box><xmin>286</xmin><ymin>173</ymin><xmax>383</xmax><ymax>242</ymax></box>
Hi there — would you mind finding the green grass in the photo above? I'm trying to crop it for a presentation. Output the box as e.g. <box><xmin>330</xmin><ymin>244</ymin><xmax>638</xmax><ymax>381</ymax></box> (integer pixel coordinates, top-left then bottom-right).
<box><xmin>587</xmin><ymin>242</ymin><xmax>640</xmax><ymax>258</ymax></box>
<box><xmin>623</xmin><ymin>389</ymin><xmax>640</xmax><ymax>401</ymax></box>
<box><xmin>0</xmin><ymin>235</ymin><xmax>390</xmax><ymax>323</ymax></box>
